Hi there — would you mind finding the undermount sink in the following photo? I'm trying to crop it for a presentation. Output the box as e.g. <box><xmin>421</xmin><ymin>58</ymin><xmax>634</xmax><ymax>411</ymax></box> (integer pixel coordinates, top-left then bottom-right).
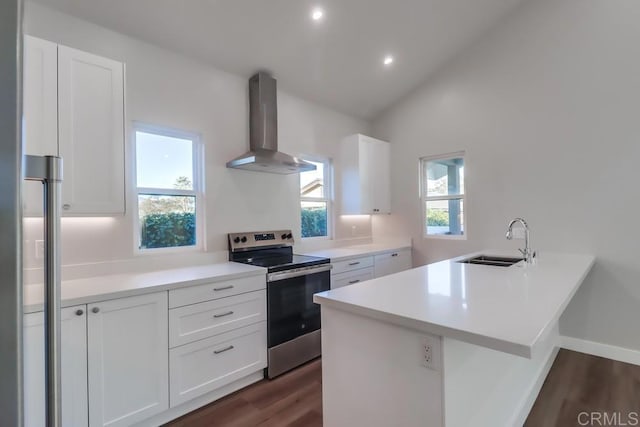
<box><xmin>458</xmin><ymin>255</ymin><xmax>524</xmax><ymax>267</ymax></box>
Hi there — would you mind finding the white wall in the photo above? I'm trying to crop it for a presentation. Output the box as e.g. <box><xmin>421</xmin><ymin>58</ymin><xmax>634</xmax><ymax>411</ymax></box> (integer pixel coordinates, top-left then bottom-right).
<box><xmin>23</xmin><ymin>2</ymin><xmax>372</xmax><ymax>272</ymax></box>
<box><xmin>372</xmin><ymin>0</ymin><xmax>640</xmax><ymax>351</ymax></box>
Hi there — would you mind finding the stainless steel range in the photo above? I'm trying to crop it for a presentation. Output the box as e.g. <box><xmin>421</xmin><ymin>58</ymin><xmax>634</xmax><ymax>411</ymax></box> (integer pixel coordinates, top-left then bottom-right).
<box><xmin>228</xmin><ymin>230</ymin><xmax>331</xmax><ymax>378</ymax></box>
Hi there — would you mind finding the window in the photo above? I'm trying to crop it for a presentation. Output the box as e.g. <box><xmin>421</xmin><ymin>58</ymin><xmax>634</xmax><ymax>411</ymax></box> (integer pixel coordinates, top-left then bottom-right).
<box><xmin>134</xmin><ymin>124</ymin><xmax>203</xmax><ymax>251</ymax></box>
<box><xmin>420</xmin><ymin>152</ymin><xmax>465</xmax><ymax>238</ymax></box>
<box><xmin>300</xmin><ymin>157</ymin><xmax>332</xmax><ymax>239</ymax></box>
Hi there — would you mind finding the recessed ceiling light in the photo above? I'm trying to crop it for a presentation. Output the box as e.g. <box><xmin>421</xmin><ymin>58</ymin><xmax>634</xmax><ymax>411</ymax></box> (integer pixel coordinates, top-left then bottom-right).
<box><xmin>311</xmin><ymin>8</ymin><xmax>324</xmax><ymax>21</ymax></box>
<box><xmin>383</xmin><ymin>56</ymin><xmax>394</xmax><ymax>66</ymax></box>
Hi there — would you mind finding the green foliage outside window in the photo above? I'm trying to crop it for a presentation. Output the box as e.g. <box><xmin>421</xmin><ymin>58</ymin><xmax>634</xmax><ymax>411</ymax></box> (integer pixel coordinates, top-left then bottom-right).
<box><xmin>138</xmin><ymin>176</ymin><xmax>196</xmax><ymax>249</ymax></box>
<box><xmin>140</xmin><ymin>212</ymin><xmax>196</xmax><ymax>249</ymax></box>
<box><xmin>427</xmin><ymin>209</ymin><xmax>449</xmax><ymax>226</ymax></box>
<box><xmin>301</xmin><ymin>208</ymin><xmax>327</xmax><ymax>238</ymax></box>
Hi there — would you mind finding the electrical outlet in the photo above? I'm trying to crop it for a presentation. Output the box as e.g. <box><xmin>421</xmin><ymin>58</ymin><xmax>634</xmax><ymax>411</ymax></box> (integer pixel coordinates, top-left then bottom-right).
<box><xmin>421</xmin><ymin>336</ymin><xmax>435</xmax><ymax>370</ymax></box>
<box><xmin>35</xmin><ymin>240</ymin><xmax>44</xmax><ymax>260</ymax></box>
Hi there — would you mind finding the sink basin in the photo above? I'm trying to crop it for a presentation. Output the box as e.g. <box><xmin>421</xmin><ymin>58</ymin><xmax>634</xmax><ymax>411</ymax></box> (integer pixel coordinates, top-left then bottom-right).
<box><xmin>458</xmin><ymin>255</ymin><xmax>523</xmax><ymax>267</ymax></box>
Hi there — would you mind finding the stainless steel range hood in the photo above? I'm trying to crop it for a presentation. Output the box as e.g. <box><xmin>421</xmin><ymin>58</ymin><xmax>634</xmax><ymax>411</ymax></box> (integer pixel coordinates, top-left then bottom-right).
<box><xmin>226</xmin><ymin>72</ymin><xmax>316</xmax><ymax>174</ymax></box>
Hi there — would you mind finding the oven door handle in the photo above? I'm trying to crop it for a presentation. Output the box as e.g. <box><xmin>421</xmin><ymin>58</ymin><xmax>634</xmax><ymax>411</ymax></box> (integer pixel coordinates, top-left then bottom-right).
<box><xmin>267</xmin><ymin>264</ymin><xmax>333</xmax><ymax>282</ymax></box>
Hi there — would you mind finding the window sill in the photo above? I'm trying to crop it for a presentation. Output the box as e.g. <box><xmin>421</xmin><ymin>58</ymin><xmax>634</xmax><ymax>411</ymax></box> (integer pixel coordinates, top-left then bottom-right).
<box><xmin>301</xmin><ymin>236</ymin><xmax>331</xmax><ymax>241</ymax></box>
<box><xmin>135</xmin><ymin>245</ymin><xmax>204</xmax><ymax>256</ymax></box>
<box><xmin>424</xmin><ymin>234</ymin><xmax>466</xmax><ymax>241</ymax></box>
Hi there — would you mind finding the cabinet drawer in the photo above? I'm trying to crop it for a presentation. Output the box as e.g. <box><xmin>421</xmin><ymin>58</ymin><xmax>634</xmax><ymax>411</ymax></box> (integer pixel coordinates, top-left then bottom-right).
<box><xmin>373</xmin><ymin>248</ymin><xmax>411</xmax><ymax>263</ymax></box>
<box><xmin>374</xmin><ymin>249</ymin><xmax>412</xmax><ymax>278</ymax></box>
<box><xmin>169</xmin><ymin>322</ymin><xmax>267</xmax><ymax>407</ymax></box>
<box><xmin>169</xmin><ymin>274</ymin><xmax>265</xmax><ymax>308</ymax></box>
<box><xmin>169</xmin><ymin>290</ymin><xmax>266</xmax><ymax>348</ymax></box>
<box><xmin>332</xmin><ymin>267</ymin><xmax>374</xmax><ymax>289</ymax></box>
<box><xmin>331</xmin><ymin>256</ymin><xmax>374</xmax><ymax>275</ymax></box>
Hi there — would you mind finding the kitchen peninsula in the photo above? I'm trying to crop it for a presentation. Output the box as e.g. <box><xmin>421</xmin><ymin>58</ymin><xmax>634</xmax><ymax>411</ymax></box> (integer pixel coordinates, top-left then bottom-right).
<box><xmin>313</xmin><ymin>252</ymin><xmax>595</xmax><ymax>427</ymax></box>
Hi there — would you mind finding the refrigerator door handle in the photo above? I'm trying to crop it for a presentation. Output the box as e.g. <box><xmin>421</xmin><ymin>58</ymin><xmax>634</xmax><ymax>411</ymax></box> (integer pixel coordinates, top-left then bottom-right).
<box><xmin>24</xmin><ymin>155</ymin><xmax>63</xmax><ymax>427</ymax></box>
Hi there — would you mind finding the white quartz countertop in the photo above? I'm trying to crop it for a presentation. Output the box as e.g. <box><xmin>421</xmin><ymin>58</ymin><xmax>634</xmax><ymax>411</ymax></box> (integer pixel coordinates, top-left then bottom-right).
<box><xmin>314</xmin><ymin>251</ymin><xmax>595</xmax><ymax>358</ymax></box>
<box><xmin>303</xmin><ymin>241</ymin><xmax>411</xmax><ymax>262</ymax></box>
<box><xmin>24</xmin><ymin>262</ymin><xmax>266</xmax><ymax>314</ymax></box>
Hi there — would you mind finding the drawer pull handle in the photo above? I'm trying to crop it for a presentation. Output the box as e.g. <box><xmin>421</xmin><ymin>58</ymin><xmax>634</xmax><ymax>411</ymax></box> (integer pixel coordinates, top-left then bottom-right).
<box><xmin>213</xmin><ymin>285</ymin><xmax>234</xmax><ymax>292</ymax></box>
<box><xmin>75</xmin><ymin>309</ymin><xmax>84</xmax><ymax>316</ymax></box>
<box><xmin>348</xmin><ymin>262</ymin><xmax>361</xmax><ymax>266</ymax></box>
<box><xmin>391</xmin><ymin>253</ymin><xmax>398</xmax><ymax>257</ymax></box>
<box><xmin>213</xmin><ymin>311</ymin><xmax>234</xmax><ymax>318</ymax></box>
<box><xmin>348</xmin><ymin>280</ymin><xmax>360</xmax><ymax>284</ymax></box>
<box><xmin>213</xmin><ymin>345</ymin><xmax>235</xmax><ymax>355</ymax></box>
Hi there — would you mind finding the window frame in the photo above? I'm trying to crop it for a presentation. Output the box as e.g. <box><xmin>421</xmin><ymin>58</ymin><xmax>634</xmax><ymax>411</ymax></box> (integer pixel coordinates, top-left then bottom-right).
<box><xmin>132</xmin><ymin>122</ymin><xmax>205</xmax><ymax>254</ymax></box>
<box><xmin>299</xmin><ymin>155</ymin><xmax>333</xmax><ymax>240</ymax></box>
<box><xmin>420</xmin><ymin>151</ymin><xmax>466</xmax><ymax>240</ymax></box>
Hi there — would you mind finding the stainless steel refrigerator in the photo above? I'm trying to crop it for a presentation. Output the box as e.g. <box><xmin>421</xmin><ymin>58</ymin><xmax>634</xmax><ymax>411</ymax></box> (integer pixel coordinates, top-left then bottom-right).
<box><xmin>2</xmin><ymin>1</ymin><xmax>64</xmax><ymax>425</ymax></box>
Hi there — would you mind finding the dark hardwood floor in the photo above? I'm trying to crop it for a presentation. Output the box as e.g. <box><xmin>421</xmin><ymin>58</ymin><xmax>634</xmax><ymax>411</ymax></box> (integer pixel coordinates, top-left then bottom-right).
<box><xmin>166</xmin><ymin>350</ymin><xmax>640</xmax><ymax>427</ymax></box>
<box><xmin>525</xmin><ymin>349</ymin><xmax>640</xmax><ymax>426</ymax></box>
<box><xmin>164</xmin><ymin>359</ymin><xmax>322</xmax><ymax>427</ymax></box>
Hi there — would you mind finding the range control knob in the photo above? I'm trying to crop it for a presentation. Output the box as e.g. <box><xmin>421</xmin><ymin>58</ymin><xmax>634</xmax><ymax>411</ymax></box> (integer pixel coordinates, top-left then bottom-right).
<box><xmin>233</xmin><ymin>237</ymin><xmax>241</xmax><ymax>243</ymax></box>
<box><xmin>241</xmin><ymin>236</ymin><xmax>247</xmax><ymax>243</ymax></box>
<box><xmin>286</xmin><ymin>233</ymin><xmax>293</xmax><ymax>239</ymax></box>
<box><xmin>281</xmin><ymin>233</ymin><xmax>287</xmax><ymax>240</ymax></box>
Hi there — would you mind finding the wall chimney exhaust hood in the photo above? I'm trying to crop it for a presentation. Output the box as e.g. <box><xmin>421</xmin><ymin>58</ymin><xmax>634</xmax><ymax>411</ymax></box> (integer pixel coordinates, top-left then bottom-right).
<box><xmin>226</xmin><ymin>72</ymin><xmax>316</xmax><ymax>174</ymax></box>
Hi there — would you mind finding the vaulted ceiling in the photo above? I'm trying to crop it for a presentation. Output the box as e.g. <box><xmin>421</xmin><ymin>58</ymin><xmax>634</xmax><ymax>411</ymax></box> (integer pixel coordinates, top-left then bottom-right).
<box><xmin>33</xmin><ymin>0</ymin><xmax>524</xmax><ymax>119</ymax></box>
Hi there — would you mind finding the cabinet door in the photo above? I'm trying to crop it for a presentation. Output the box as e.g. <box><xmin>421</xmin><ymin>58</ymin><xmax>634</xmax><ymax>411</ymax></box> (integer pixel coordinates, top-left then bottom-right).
<box><xmin>341</xmin><ymin>134</ymin><xmax>391</xmax><ymax>215</ymax></box>
<box><xmin>87</xmin><ymin>292</ymin><xmax>168</xmax><ymax>427</ymax></box>
<box><xmin>374</xmin><ymin>249</ymin><xmax>412</xmax><ymax>278</ymax></box>
<box><xmin>58</xmin><ymin>45</ymin><xmax>125</xmax><ymax>215</ymax></box>
<box><xmin>22</xmin><ymin>36</ymin><xmax>58</xmax><ymax>216</ymax></box>
<box><xmin>24</xmin><ymin>306</ymin><xmax>89</xmax><ymax>427</ymax></box>
<box><xmin>368</xmin><ymin>138</ymin><xmax>391</xmax><ymax>214</ymax></box>
<box><xmin>358</xmin><ymin>138</ymin><xmax>374</xmax><ymax>214</ymax></box>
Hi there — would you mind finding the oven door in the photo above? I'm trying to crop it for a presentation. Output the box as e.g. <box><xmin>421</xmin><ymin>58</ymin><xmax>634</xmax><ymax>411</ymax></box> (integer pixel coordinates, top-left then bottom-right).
<box><xmin>266</xmin><ymin>264</ymin><xmax>331</xmax><ymax>348</ymax></box>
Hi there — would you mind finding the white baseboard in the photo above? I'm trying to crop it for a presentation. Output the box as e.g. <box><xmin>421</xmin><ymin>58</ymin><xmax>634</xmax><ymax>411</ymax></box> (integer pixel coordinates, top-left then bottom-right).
<box><xmin>561</xmin><ymin>336</ymin><xmax>640</xmax><ymax>366</ymax></box>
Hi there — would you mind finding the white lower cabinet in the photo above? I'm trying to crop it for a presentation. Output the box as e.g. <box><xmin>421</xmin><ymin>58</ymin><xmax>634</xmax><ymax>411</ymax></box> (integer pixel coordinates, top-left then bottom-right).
<box><xmin>169</xmin><ymin>290</ymin><xmax>266</xmax><ymax>348</ymax></box>
<box><xmin>87</xmin><ymin>292</ymin><xmax>169</xmax><ymax>427</ymax></box>
<box><xmin>24</xmin><ymin>277</ymin><xmax>267</xmax><ymax>426</ymax></box>
<box><xmin>332</xmin><ymin>268</ymin><xmax>374</xmax><ymax>289</ymax></box>
<box><xmin>169</xmin><ymin>322</ymin><xmax>267</xmax><ymax>407</ymax></box>
<box><xmin>373</xmin><ymin>249</ymin><xmax>412</xmax><ymax>278</ymax></box>
<box><xmin>330</xmin><ymin>249</ymin><xmax>413</xmax><ymax>289</ymax></box>
<box><xmin>168</xmin><ymin>275</ymin><xmax>265</xmax><ymax>308</ymax></box>
<box><xmin>168</xmin><ymin>280</ymin><xmax>267</xmax><ymax>409</ymax></box>
<box><xmin>24</xmin><ymin>306</ymin><xmax>89</xmax><ymax>427</ymax></box>
<box><xmin>331</xmin><ymin>256</ymin><xmax>374</xmax><ymax>275</ymax></box>
<box><xmin>331</xmin><ymin>255</ymin><xmax>375</xmax><ymax>290</ymax></box>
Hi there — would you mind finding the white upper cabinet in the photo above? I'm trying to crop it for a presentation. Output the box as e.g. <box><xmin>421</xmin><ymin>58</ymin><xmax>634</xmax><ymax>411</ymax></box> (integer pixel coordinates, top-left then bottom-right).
<box><xmin>87</xmin><ymin>292</ymin><xmax>169</xmax><ymax>427</ymax></box>
<box><xmin>23</xmin><ymin>36</ymin><xmax>58</xmax><ymax>157</ymax></box>
<box><xmin>23</xmin><ymin>36</ymin><xmax>58</xmax><ymax>216</ymax></box>
<box><xmin>341</xmin><ymin>134</ymin><xmax>391</xmax><ymax>215</ymax></box>
<box><xmin>22</xmin><ymin>36</ymin><xmax>126</xmax><ymax>216</ymax></box>
<box><xmin>58</xmin><ymin>45</ymin><xmax>125</xmax><ymax>215</ymax></box>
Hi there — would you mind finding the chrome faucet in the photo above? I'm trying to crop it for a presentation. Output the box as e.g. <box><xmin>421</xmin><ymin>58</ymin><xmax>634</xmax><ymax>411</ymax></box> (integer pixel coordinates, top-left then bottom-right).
<box><xmin>506</xmin><ymin>217</ymin><xmax>534</xmax><ymax>264</ymax></box>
